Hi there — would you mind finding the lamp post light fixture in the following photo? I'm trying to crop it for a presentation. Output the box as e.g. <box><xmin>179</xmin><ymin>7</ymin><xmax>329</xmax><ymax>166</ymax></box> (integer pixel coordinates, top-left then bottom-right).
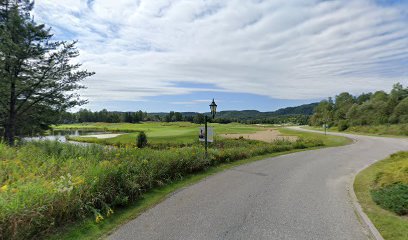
<box><xmin>205</xmin><ymin>99</ymin><xmax>217</xmax><ymax>157</ymax></box>
<box><xmin>210</xmin><ymin>99</ymin><xmax>217</xmax><ymax>119</ymax></box>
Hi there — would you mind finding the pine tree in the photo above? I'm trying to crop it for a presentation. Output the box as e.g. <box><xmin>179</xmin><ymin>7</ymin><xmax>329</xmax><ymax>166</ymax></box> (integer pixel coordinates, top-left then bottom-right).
<box><xmin>0</xmin><ymin>1</ymin><xmax>94</xmax><ymax>145</ymax></box>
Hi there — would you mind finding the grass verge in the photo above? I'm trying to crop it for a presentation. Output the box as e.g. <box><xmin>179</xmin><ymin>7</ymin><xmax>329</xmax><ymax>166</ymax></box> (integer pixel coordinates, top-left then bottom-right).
<box><xmin>47</xmin><ymin>128</ymin><xmax>350</xmax><ymax>240</ymax></box>
<box><xmin>303</xmin><ymin>125</ymin><xmax>408</xmax><ymax>138</ymax></box>
<box><xmin>354</xmin><ymin>152</ymin><xmax>408</xmax><ymax>240</ymax></box>
<box><xmin>279</xmin><ymin>127</ymin><xmax>352</xmax><ymax>146</ymax></box>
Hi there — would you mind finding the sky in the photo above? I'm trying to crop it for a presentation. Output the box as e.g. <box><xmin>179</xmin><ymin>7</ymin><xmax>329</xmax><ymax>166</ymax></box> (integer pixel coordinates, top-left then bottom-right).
<box><xmin>33</xmin><ymin>0</ymin><xmax>408</xmax><ymax>112</ymax></box>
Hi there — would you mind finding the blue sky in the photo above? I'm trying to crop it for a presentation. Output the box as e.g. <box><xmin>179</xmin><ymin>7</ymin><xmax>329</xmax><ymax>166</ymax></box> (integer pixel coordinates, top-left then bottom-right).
<box><xmin>33</xmin><ymin>0</ymin><xmax>408</xmax><ymax>112</ymax></box>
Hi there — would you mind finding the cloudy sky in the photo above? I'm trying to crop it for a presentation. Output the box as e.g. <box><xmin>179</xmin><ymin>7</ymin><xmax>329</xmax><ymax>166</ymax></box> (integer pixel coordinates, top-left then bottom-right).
<box><xmin>34</xmin><ymin>0</ymin><xmax>408</xmax><ymax>112</ymax></box>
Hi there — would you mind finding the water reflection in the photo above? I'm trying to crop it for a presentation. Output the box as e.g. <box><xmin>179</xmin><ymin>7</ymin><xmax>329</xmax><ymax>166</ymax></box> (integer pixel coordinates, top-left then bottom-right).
<box><xmin>24</xmin><ymin>130</ymin><xmax>111</xmax><ymax>145</ymax></box>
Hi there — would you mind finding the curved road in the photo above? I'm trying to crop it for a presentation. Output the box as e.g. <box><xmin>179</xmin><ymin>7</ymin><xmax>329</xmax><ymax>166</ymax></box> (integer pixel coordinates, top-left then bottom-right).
<box><xmin>109</xmin><ymin>128</ymin><xmax>408</xmax><ymax>240</ymax></box>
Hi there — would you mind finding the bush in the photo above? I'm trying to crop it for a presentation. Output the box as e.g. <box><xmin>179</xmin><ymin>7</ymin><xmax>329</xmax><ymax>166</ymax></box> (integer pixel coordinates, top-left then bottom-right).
<box><xmin>371</xmin><ymin>183</ymin><xmax>408</xmax><ymax>216</ymax></box>
<box><xmin>337</xmin><ymin>120</ymin><xmax>349</xmax><ymax>131</ymax></box>
<box><xmin>369</xmin><ymin>151</ymin><xmax>408</xmax><ymax>216</ymax></box>
<box><xmin>137</xmin><ymin>131</ymin><xmax>148</xmax><ymax>148</ymax></box>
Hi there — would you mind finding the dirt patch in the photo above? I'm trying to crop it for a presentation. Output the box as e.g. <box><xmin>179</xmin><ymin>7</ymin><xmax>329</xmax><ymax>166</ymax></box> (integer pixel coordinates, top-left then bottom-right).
<box><xmin>220</xmin><ymin>129</ymin><xmax>298</xmax><ymax>143</ymax></box>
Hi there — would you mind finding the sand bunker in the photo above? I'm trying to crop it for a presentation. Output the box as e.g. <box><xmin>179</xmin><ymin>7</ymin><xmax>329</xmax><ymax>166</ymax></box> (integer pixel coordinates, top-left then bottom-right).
<box><xmin>220</xmin><ymin>129</ymin><xmax>297</xmax><ymax>143</ymax></box>
<box><xmin>80</xmin><ymin>134</ymin><xmax>123</xmax><ymax>139</ymax></box>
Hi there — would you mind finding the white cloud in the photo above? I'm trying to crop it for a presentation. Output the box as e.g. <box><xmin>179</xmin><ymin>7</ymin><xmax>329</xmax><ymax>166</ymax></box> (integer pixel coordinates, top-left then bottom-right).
<box><xmin>34</xmin><ymin>0</ymin><xmax>408</xmax><ymax>102</ymax></box>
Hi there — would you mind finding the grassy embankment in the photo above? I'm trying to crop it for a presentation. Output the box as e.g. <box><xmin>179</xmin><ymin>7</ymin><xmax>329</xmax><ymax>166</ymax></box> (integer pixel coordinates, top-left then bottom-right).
<box><xmin>0</xmin><ymin>123</ymin><xmax>350</xmax><ymax>240</ymax></box>
<box><xmin>354</xmin><ymin>152</ymin><xmax>408</xmax><ymax>240</ymax></box>
<box><xmin>305</xmin><ymin>124</ymin><xmax>408</xmax><ymax>137</ymax></box>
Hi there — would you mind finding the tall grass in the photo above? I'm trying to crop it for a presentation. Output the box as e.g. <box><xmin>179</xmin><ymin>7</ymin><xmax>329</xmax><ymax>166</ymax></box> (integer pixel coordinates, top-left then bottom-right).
<box><xmin>347</xmin><ymin>124</ymin><xmax>408</xmax><ymax>136</ymax></box>
<box><xmin>0</xmin><ymin>137</ymin><xmax>322</xmax><ymax>239</ymax></box>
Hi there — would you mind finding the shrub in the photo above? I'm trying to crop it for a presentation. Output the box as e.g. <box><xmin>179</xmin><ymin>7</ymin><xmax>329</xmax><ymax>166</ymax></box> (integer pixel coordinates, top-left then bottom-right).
<box><xmin>371</xmin><ymin>183</ymin><xmax>408</xmax><ymax>216</ymax></box>
<box><xmin>137</xmin><ymin>131</ymin><xmax>148</xmax><ymax>148</ymax></box>
<box><xmin>369</xmin><ymin>151</ymin><xmax>408</xmax><ymax>216</ymax></box>
<box><xmin>337</xmin><ymin>120</ymin><xmax>349</xmax><ymax>131</ymax></box>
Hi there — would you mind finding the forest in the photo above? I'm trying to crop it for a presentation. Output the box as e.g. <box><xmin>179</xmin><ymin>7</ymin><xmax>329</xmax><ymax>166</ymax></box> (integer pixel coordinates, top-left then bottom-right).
<box><xmin>310</xmin><ymin>83</ymin><xmax>408</xmax><ymax>131</ymax></box>
<box><xmin>58</xmin><ymin>103</ymin><xmax>317</xmax><ymax>126</ymax></box>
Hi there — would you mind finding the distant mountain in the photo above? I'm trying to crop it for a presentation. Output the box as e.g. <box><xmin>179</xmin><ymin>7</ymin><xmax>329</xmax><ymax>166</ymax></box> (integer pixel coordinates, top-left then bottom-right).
<box><xmin>149</xmin><ymin>112</ymin><xmax>197</xmax><ymax>117</ymax></box>
<box><xmin>272</xmin><ymin>102</ymin><xmax>318</xmax><ymax>115</ymax></box>
<box><xmin>150</xmin><ymin>102</ymin><xmax>318</xmax><ymax>120</ymax></box>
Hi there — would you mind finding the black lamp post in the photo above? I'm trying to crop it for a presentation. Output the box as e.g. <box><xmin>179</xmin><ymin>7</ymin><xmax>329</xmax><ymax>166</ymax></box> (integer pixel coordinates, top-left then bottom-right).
<box><xmin>205</xmin><ymin>99</ymin><xmax>217</xmax><ymax>156</ymax></box>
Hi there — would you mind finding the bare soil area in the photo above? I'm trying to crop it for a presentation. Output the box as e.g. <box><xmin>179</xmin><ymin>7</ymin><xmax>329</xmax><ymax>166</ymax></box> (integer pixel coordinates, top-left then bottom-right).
<box><xmin>220</xmin><ymin>128</ymin><xmax>298</xmax><ymax>143</ymax></box>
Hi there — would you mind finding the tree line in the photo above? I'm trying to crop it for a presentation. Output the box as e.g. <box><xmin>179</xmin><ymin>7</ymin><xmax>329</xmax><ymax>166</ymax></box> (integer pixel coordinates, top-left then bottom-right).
<box><xmin>60</xmin><ymin>109</ymin><xmax>148</xmax><ymax>124</ymax></box>
<box><xmin>310</xmin><ymin>83</ymin><xmax>408</xmax><ymax>130</ymax></box>
<box><xmin>59</xmin><ymin>109</ymin><xmax>310</xmax><ymax>125</ymax></box>
<box><xmin>60</xmin><ymin>110</ymin><xmax>209</xmax><ymax>124</ymax></box>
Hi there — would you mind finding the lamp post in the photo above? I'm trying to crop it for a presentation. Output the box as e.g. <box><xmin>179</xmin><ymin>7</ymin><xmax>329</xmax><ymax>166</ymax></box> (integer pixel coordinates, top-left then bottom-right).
<box><xmin>205</xmin><ymin>99</ymin><xmax>217</xmax><ymax>157</ymax></box>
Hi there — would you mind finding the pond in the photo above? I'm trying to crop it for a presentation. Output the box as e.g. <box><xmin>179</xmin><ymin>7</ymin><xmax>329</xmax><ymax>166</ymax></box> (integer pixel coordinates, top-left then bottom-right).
<box><xmin>23</xmin><ymin>130</ymin><xmax>113</xmax><ymax>145</ymax></box>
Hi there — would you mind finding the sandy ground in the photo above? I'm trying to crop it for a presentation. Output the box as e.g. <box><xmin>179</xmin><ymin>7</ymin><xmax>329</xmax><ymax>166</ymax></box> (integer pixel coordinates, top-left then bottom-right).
<box><xmin>80</xmin><ymin>134</ymin><xmax>123</xmax><ymax>139</ymax></box>
<box><xmin>220</xmin><ymin>128</ymin><xmax>298</xmax><ymax>143</ymax></box>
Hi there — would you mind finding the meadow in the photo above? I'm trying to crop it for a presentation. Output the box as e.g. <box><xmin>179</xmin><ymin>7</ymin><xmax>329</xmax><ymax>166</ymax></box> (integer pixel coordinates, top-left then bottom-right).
<box><xmin>0</xmin><ymin>123</ymin><xmax>349</xmax><ymax>239</ymax></box>
<box><xmin>354</xmin><ymin>151</ymin><xmax>408</xmax><ymax>240</ymax></box>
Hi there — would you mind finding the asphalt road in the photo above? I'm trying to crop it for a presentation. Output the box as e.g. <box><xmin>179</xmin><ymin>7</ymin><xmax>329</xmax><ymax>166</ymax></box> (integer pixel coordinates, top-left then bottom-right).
<box><xmin>109</xmin><ymin>128</ymin><xmax>408</xmax><ymax>240</ymax></box>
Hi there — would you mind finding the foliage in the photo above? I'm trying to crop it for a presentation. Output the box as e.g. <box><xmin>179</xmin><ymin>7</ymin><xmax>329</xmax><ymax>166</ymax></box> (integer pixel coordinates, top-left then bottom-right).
<box><xmin>337</xmin><ymin>120</ymin><xmax>349</xmax><ymax>131</ymax></box>
<box><xmin>136</xmin><ymin>131</ymin><xmax>148</xmax><ymax>148</ymax></box>
<box><xmin>60</xmin><ymin>109</ymin><xmax>148</xmax><ymax>124</ymax></box>
<box><xmin>0</xmin><ymin>136</ymin><xmax>323</xmax><ymax>239</ymax></box>
<box><xmin>354</xmin><ymin>151</ymin><xmax>408</xmax><ymax>240</ymax></box>
<box><xmin>0</xmin><ymin>1</ymin><xmax>93</xmax><ymax>145</ymax></box>
<box><xmin>371</xmin><ymin>152</ymin><xmax>408</xmax><ymax>188</ymax></box>
<box><xmin>369</xmin><ymin>151</ymin><xmax>408</xmax><ymax>216</ymax></box>
<box><xmin>371</xmin><ymin>183</ymin><xmax>408</xmax><ymax>216</ymax></box>
<box><xmin>310</xmin><ymin>83</ymin><xmax>408</xmax><ymax>133</ymax></box>
<box><xmin>346</xmin><ymin>124</ymin><xmax>408</xmax><ymax>136</ymax></box>
<box><xmin>58</xmin><ymin>102</ymin><xmax>318</xmax><ymax>126</ymax></box>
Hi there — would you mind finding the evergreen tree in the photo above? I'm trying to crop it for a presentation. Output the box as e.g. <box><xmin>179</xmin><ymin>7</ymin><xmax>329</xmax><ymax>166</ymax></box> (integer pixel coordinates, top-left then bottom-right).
<box><xmin>0</xmin><ymin>1</ymin><xmax>94</xmax><ymax>144</ymax></box>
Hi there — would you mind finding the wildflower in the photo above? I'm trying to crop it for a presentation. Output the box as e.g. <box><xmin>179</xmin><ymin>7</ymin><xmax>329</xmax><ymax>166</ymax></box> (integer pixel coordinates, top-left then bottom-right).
<box><xmin>0</xmin><ymin>185</ymin><xmax>8</xmax><ymax>192</ymax></box>
<box><xmin>95</xmin><ymin>213</ymin><xmax>104</xmax><ymax>223</ymax></box>
<box><xmin>107</xmin><ymin>208</ymin><xmax>114</xmax><ymax>217</ymax></box>
<box><xmin>54</xmin><ymin>174</ymin><xmax>74</xmax><ymax>193</ymax></box>
<box><xmin>73</xmin><ymin>176</ymin><xmax>85</xmax><ymax>186</ymax></box>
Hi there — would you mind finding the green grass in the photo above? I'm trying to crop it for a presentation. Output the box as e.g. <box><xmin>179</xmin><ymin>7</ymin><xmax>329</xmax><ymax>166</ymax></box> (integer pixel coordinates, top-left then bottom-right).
<box><xmin>279</xmin><ymin>128</ymin><xmax>352</xmax><ymax>147</ymax></box>
<box><xmin>56</xmin><ymin>122</ymin><xmax>261</xmax><ymax>146</ymax></box>
<box><xmin>46</xmin><ymin>128</ymin><xmax>350</xmax><ymax>240</ymax></box>
<box><xmin>354</xmin><ymin>152</ymin><xmax>408</xmax><ymax>240</ymax></box>
<box><xmin>59</xmin><ymin>122</ymin><xmax>352</xmax><ymax>148</ymax></box>
<box><xmin>0</xmin><ymin>125</ymin><xmax>349</xmax><ymax>240</ymax></box>
<box><xmin>1</xmin><ymin>126</ymin><xmax>330</xmax><ymax>240</ymax></box>
<box><xmin>304</xmin><ymin>124</ymin><xmax>408</xmax><ymax>138</ymax></box>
